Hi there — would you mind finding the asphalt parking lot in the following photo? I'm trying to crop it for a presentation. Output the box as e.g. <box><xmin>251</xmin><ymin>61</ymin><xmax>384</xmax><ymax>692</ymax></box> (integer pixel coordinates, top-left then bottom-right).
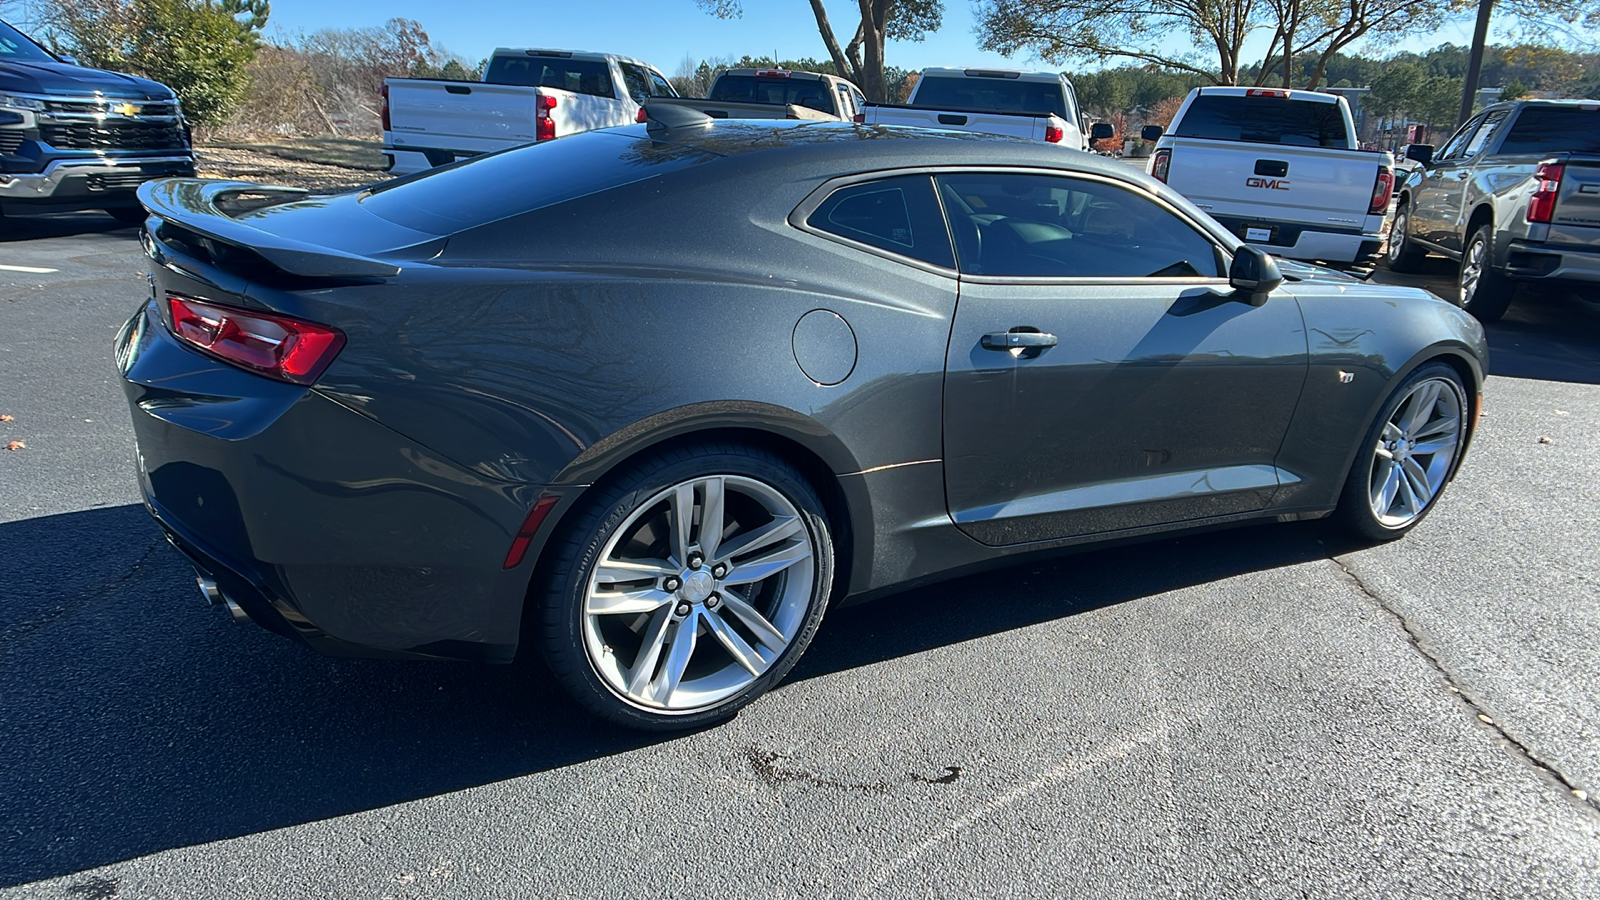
<box><xmin>3</xmin><ymin>211</ymin><xmax>1599</xmax><ymax>898</ymax></box>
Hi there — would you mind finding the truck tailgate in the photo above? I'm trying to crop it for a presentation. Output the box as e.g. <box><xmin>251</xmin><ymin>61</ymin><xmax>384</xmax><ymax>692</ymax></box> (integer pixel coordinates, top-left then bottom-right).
<box><xmin>1165</xmin><ymin>137</ymin><xmax>1382</xmax><ymax>230</ymax></box>
<box><xmin>867</xmin><ymin>107</ymin><xmax>1045</xmax><ymax>140</ymax></box>
<box><xmin>388</xmin><ymin>80</ymin><xmax>550</xmax><ymax>147</ymax></box>
<box><xmin>1549</xmin><ymin>155</ymin><xmax>1600</xmax><ymax>246</ymax></box>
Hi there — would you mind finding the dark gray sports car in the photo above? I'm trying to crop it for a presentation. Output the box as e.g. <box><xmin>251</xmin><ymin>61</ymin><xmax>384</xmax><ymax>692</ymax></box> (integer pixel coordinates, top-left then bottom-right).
<box><xmin>117</xmin><ymin>110</ymin><xmax>1486</xmax><ymax>729</ymax></box>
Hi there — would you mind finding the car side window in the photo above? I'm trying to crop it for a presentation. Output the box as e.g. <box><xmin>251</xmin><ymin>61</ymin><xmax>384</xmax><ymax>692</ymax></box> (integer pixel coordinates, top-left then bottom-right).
<box><xmin>618</xmin><ymin>63</ymin><xmax>651</xmax><ymax>105</ymax></box>
<box><xmin>647</xmin><ymin>69</ymin><xmax>677</xmax><ymax>98</ymax></box>
<box><xmin>1460</xmin><ymin>109</ymin><xmax>1509</xmax><ymax>160</ymax></box>
<box><xmin>1436</xmin><ymin>116</ymin><xmax>1481</xmax><ymax>161</ymax></box>
<box><xmin>805</xmin><ymin>175</ymin><xmax>955</xmax><ymax>269</ymax></box>
<box><xmin>835</xmin><ymin>84</ymin><xmax>852</xmax><ymax>117</ymax></box>
<box><xmin>932</xmin><ymin>172</ymin><xmax>1223</xmax><ymax>279</ymax></box>
<box><xmin>851</xmin><ymin>87</ymin><xmax>866</xmax><ymax>115</ymax></box>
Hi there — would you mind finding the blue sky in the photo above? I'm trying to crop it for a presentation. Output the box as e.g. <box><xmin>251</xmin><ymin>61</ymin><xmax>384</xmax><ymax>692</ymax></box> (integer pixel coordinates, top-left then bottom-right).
<box><xmin>259</xmin><ymin>0</ymin><xmax>1551</xmax><ymax>77</ymax></box>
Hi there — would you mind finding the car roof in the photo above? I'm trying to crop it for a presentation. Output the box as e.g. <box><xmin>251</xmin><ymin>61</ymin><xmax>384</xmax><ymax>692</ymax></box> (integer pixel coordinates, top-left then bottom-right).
<box><xmin>489</xmin><ymin>48</ymin><xmax>658</xmax><ymax>69</ymax></box>
<box><xmin>918</xmin><ymin>67</ymin><xmax>1065</xmax><ymax>84</ymax></box>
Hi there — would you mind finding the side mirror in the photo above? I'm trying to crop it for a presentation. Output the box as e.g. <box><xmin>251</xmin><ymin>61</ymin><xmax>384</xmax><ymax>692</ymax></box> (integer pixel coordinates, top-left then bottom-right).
<box><xmin>1229</xmin><ymin>246</ymin><xmax>1283</xmax><ymax>306</ymax></box>
<box><xmin>1090</xmin><ymin>122</ymin><xmax>1114</xmax><ymax>141</ymax></box>
<box><xmin>57</xmin><ymin>54</ymin><xmax>79</xmax><ymax>66</ymax></box>
<box><xmin>1405</xmin><ymin>144</ymin><xmax>1434</xmax><ymax>166</ymax></box>
<box><xmin>1141</xmin><ymin>125</ymin><xmax>1163</xmax><ymax>142</ymax></box>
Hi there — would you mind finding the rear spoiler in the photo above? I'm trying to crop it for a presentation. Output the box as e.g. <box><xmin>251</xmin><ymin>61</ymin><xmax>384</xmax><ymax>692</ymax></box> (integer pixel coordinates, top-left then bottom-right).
<box><xmin>137</xmin><ymin>179</ymin><xmax>401</xmax><ymax>279</ymax></box>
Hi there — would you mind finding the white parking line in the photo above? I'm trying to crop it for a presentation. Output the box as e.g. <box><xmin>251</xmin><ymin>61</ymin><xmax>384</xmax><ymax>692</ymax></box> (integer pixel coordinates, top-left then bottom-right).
<box><xmin>0</xmin><ymin>263</ymin><xmax>59</xmax><ymax>274</ymax></box>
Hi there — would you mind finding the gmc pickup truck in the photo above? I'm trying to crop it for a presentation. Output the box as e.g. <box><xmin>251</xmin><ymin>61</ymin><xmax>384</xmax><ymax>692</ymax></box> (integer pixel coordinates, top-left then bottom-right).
<box><xmin>859</xmin><ymin>68</ymin><xmax>1102</xmax><ymax>151</ymax></box>
<box><xmin>383</xmin><ymin>48</ymin><xmax>677</xmax><ymax>175</ymax></box>
<box><xmin>1143</xmin><ymin>87</ymin><xmax>1393</xmax><ymax>268</ymax></box>
<box><xmin>0</xmin><ymin>18</ymin><xmax>194</xmax><ymax>225</ymax></box>
<box><xmin>651</xmin><ymin>68</ymin><xmax>866</xmax><ymax>122</ymax></box>
<box><xmin>1386</xmin><ymin>99</ymin><xmax>1600</xmax><ymax>322</ymax></box>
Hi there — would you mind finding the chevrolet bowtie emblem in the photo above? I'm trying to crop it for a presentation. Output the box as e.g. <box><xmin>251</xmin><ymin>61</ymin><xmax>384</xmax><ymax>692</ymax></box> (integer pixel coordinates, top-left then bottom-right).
<box><xmin>112</xmin><ymin>102</ymin><xmax>141</xmax><ymax>116</ymax></box>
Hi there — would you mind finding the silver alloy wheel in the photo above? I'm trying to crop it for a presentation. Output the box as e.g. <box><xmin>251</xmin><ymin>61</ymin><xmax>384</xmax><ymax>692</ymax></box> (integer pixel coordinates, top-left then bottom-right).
<box><xmin>1387</xmin><ymin>208</ymin><xmax>1409</xmax><ymax>263</ymax></box>
<box><xmin>1459</xmin><ymin>233</ymin><xmax>1485</xmax><ymax>308</ymax></box>
<box><xmin>582</xmin><ymin>474</ymin><xmax>816</xmax><ymax>713</ymax></box>
<box><xmin>1367</xmin><ymin>377</ymin><xmax>1465</xmax><ymax>529</ymax></box>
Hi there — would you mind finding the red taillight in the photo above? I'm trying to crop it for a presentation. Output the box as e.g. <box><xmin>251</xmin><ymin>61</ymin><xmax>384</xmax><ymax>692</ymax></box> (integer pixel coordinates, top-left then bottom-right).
<box><xmin>1368</xmin><ymin>166</ymin><xmax>1394</xmax><ymax>215</ymax></box>
<box><xmin>1151</xmin><ymin>148</ymin><xmax>1171</xmax><ymax>183</ymax></box>
<box><xmin>166</xmin><ymin>295</ymin><xmax>345</xmax><ymax>385</ymax></box>
<box><xmin>636</xmin><ymin>107</ymin><xmax>648</xmax><ymax>123</ymax></box>
<box><xmin>1527</xmin><ymin>162</ymin><xmax>1564</xmax><ymax>223</ymax></box>
<box><xmin>852</xmin><ymin>112</ymin><xmax>864</xmax><ymax>124</ymax></box>
<box><xmin>1247</xmin><ymin>89</ymin><xmax>1288</xmax><ymax>98</ymax></box>
<box><xmin>1044</xmin><ymin>125</ymin><xmax>1064</xmax><ymax>144</ymax></box>
<box><xmin>503</xmin><ymin>496</ymin><xmax>559</xmax><ymax>569</ymax></box>
<box><xmin>536</xmin><ymin>94</ymin><xmax>558</xmax><ymax>141</ymax></box>
<box><xmin>380</xmin><ymin>83</ymin><xmax>390</xmax><ymax>132</ymax></box>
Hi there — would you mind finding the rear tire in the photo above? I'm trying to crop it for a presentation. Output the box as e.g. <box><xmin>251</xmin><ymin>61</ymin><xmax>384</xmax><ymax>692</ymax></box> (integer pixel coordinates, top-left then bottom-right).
<box><xmin>537</xmin><ymin>443</ymin><xmax>834</xmax><ymax>731</ymax></box>
<box><xmin>1384</xmin><ymin>201</ymin><xmax>1428</xmax><ymax>273</ymax></box>
<box><xmin>1457</xmin><ymin>224</ymin><xmax>1513</xmax><ymax>323</ymax></box>
<box><xmin>1334</xmin><ymin>362</ymin><xmax>1469</xmax><ymax>542</ymax></box>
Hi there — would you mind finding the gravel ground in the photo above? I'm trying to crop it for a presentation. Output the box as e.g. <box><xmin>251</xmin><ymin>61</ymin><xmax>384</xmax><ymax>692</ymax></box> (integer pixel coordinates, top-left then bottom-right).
<box><xmin>194</xmin><ymin>146</ymin><xmax>384</xmax><ymax>193</ymax></box>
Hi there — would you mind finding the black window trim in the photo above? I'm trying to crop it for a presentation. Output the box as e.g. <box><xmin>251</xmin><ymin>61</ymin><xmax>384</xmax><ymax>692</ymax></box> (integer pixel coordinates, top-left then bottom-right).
<box><xmin>789</xmin><ymin>166</ymin><xmax>1235</xmax><ymax>285</ymax></box>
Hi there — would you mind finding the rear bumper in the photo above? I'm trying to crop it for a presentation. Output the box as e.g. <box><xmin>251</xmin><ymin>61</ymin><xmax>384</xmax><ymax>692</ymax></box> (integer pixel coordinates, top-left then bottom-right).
<box><xmin>1211</xmin><ymin>214</ymin><xmax>1382</xmax><ymax>264</ymax></box>
<box><xmin>1503</xmin><ymin>241</ymin><xmax>1600</xmax><ymax>285</ymax></box>
<box><xmin>0</xmin><ymin>154</ymin><xmax>194</xmax><ymax>208</ymax></box>
<box><xmin>116</xmin><ymin>299</ymin><xmax>560</xmax><ymax>663</ymax></box>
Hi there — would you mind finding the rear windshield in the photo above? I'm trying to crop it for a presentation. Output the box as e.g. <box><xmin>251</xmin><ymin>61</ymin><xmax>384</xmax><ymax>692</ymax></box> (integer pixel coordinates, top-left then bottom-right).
<box><xmin>360</xmin><ymin>131</ymin><xmax>714</xmax><ymax>234</ymax></box>
<box><xmin>484</xmin><ymin>55</ymin><xmax>615</xmax><ymax>98</ymax></box>
<box><xmin>911</xmin><ymin>76</ymin><xmax>1067</xmax><ymax>119</ymax></box>
<box><xmin>1499</xmin><ymin>107</ymin><xmax>1600</xmax><ymax>155</ymax></box>
<box><xmin>0</xmin><ymin>20</ymin><xmax>54</xmax><ymax>61</ymax></box>
<box><xmin>710</xmin><ymin>75</ymin><xmax>833</xmax><ymax>114</ymax></box>
<box><xmin>1174</xmin><ymin>95</ymin><xmax>1348</xmax><ymax>147</ymax></box>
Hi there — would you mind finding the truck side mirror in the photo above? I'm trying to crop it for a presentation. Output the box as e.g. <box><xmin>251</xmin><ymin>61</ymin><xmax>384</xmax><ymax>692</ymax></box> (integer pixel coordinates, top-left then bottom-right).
<box><xmin>1090</xmin><ymin>123</ymin><xmax>1114</xmax><ymax>141</ymax></box>
<box><xmin>1229</xmin><ymin>246</ymin><xmax>1283</xmax><ymax>306</ymax></box>
<box><xmin>1405</xmin><ymin>144</ymin><xmax>1434</xmax><ymax>166</ymax></box>
<box><xmin>1141</xmin><ymin>125</ymin><xmax>1163</xmax><ymax>142</ymax></box>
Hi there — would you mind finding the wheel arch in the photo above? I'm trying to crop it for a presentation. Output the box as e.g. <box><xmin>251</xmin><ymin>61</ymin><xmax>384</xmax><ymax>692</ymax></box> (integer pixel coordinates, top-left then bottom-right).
<box><xmin>1336</xmin><ymin>344</ymin><xmax>1484</xmax><ymax>494</ymax></box>
<box><xmin>1464</xmin><ymin>204</ymin><xmax>1495</xmax><ymax>250</ymax></box>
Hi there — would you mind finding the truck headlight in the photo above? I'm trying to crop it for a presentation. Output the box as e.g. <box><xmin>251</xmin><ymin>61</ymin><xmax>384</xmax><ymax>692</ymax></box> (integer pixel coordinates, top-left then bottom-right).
<box><xmin>0</xmin><ymin>94</ymin><xmax>46</xmax><ymax>112</ymax></box>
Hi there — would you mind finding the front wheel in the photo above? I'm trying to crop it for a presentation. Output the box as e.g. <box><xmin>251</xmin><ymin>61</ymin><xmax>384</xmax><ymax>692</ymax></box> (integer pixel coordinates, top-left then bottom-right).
<box><xmin>1334</xmin><ymin>363</ymin><xmax>1469</xmax><ymax>542</ymax></box>
<box><xmin>537</xmin><ymin>443</ymin><xmax>834</xmax><ymax>730</ymax></box>
<box><xmin>1384</xmin><ymin>201</ymin><xmax>1428</xmax><ymax>273</ymax></box>
<box><xmin>1457</xmin><ymin>224</ymin><xmax>1513</xmax><ymax>323</ymax></box>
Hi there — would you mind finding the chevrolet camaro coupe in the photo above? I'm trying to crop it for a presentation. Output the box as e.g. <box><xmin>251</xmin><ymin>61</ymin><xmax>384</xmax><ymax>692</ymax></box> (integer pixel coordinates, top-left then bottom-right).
<box><xmin>117</xmin><ymin>108</ymin><xmax>1486</xmax><ymax>729</ymax></box>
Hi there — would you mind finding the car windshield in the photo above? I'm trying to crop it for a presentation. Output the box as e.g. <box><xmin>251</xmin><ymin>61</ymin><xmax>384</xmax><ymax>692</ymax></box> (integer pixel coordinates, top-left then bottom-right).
<box><xmin>912</xmin><ymin>76</ymin><xmax>1067</xmax><ymax>119</ymax></box>
<box><xmin>1174</xmin><ymin>95</ymin><xmax>1349</xmax><ymax>147</ymax></box>
<box><xmin>485</xmin><ymin>55</ymin><xmax>615</xmax><ymax>98</ymax></box>
<box><xmin>1498</xmin><ymin>107</ymin><xmax>1600</xmax><ymax>155</ymax></box>
<box><xmin>709</xmin><ymin>75</ymin><xmax>832</xmax><ymax>113</ymax></box>
<box><xmin>0</xmin><ymin>20</ymin><xmax>56</xmax><ymax>62</ymax></box>
<box><xmin>359</xmin><ymin>130</ymin><xmax>716</xmax><ymax>234</ymax></box>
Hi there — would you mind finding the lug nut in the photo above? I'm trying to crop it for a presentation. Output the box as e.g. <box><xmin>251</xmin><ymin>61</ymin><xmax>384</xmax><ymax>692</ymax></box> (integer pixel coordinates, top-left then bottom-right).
<box><xmin>706</xmin><ymin>593</ymin><xmax>721</xmax><ymax>609</ymax></box>
<box><xmin>712</xmin><ymin>563</ymin><xmax>727</xmax><ymax>579</ymax></box>
<box><xmin>674</xmin><ymin>602</ymin><xmax>692</xmax><ymax>617</ymax></box>
<box><xmin>688</xmin><ymin>553</ymin><xmax>704</xmax><ymax>570</ymax></box>
<box><xmin>664</xmin><ymin>576</ymin><xmax>681</xmax><ymax>592</ymax></box>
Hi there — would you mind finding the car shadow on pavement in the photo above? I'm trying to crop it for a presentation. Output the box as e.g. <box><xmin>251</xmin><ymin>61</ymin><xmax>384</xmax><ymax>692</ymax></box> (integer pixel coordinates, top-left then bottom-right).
<box><xmin>0</xmin><ymin>503</ymin><xmax>1369</xmax><ymax>886</ymax></box>
<box><xmin>0</xmin><ymin>212</ymin><xmax>134</xmax><ymax>243</ymax></box>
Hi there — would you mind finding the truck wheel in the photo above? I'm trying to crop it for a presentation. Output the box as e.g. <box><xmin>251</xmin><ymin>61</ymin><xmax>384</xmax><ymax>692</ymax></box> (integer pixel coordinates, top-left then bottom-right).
<box><xmin>1457</xmin><ymin>224</ymin><xmax>1513</xmax><ymax>323</ymax></box>
<box><xmin>1384</xmin><ymin>201</ymin><xmax>1428</xmax><ymax>273</ymax></box>
<box><xmin>537</xmin><ymin>443</ymin><xmax>834</xmax><ymax>731</ymax></box>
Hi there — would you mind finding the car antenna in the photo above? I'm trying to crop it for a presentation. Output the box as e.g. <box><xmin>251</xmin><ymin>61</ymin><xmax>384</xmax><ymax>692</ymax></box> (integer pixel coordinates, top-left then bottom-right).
<box><xmin>640</xmin><ymin>102</ymin><xmax>714</xmax><ymax>133</ymax></box>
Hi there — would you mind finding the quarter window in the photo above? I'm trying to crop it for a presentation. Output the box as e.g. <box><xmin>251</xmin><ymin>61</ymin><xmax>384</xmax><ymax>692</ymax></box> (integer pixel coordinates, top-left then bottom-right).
<box><xmin>805</xmin><ymin>175</ymin><xmax>954</xmax><ymax>269</ymax></box>
<box><xmin>1461</xmin><ymin>110</ymin><xmax>1509</xmax><ymax>160</ymax></box>
<box><xmin>933</xmin><ymin>173</ymin><xmax>1223</xmax><ymax>279</ymax></box>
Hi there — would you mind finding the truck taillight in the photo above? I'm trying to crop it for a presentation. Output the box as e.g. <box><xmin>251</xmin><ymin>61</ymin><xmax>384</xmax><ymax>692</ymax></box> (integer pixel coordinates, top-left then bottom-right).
<box><xmin>380</xmin><ymin>83</ymin><xmax>390</xmax><ymax>132</ymax></box>
<box><xmin>1247</xmin><ymin>89</ymin><xmax>1288</xmax><ymax>98</ymax></box>
<box><xmin>536</xmin><ymin>94</ymin><xmax>558</xmax><ymax>141</ymax></box>
<box><xmin>166</xmin><ymin>295</ymin><xmax>345</xmax><ymax>386</ymax></box>
<box><xmin>852</xmin><ymin>113</ymin><xmax>864</xmax><ymax>124</ymax></box>
<box><xmin>1526</xmin><ymin>162</ymin><xmax>1565</xmax><ymax>224</ymax></box>
<box><xmin>1151</xmin><ymin>149</ymin><xmax>1171</xmax><ymax>183</ymax></box>
<box><xmin>1045</xmin><ymin>125</ymin><xmax>1064</xmax><ymax>144</ymax></box>
<box><xmin>1368</xmin><ymin>166</ymin><xmax>1394</xmax><ymax>215</ymax></box>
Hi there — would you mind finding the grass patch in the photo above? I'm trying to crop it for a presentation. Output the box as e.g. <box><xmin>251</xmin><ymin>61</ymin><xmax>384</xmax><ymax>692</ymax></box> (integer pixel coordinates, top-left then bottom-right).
<box><xmin>203</xmin><ymin>135</ymin><xmax>388</xmax><ymax>171</ymax></box>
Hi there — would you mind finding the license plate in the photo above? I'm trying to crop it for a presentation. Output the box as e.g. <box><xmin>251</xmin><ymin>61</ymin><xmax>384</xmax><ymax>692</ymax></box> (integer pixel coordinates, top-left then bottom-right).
<box><xmin>1245</xmin><ymin>226</ymin><xmax>1273</xmax><ymax>242</ymax></box>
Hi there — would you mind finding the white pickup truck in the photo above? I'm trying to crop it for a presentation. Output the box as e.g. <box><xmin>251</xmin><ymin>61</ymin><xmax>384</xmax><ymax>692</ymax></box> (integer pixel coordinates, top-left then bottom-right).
<box><xmin>1142</xmin><ymin>87</ymin><xmax>1394</xmax><ymax>267</ymax></box>
<box><xmin>382</xmin><ymin>48</ymin><xmax>677</xmax><ymax>175</ymax></box>
<box><xmin>650</xmin><ymin>68</ymin><xmax>866</xmax><ymax>122</ymax></box>
<box><xmin>859</xmin><ymin>68</ymin><xmax>1104</xmax><ymax>151</ymax></box>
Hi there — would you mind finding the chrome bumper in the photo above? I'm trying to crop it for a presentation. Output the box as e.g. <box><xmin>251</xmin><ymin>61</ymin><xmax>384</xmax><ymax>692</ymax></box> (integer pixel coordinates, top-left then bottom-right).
<box><xmin>0</xmin><ymin>155</ymin><xmax>194</xmax><ymax>200</ymax></box>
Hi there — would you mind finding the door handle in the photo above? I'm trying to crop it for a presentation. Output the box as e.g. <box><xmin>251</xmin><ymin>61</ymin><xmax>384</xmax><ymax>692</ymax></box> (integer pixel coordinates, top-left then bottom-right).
<box><xmin>981</xmin><ymin>330</ymin><xmax>1058</xmax><ymax>350</ymax></box>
